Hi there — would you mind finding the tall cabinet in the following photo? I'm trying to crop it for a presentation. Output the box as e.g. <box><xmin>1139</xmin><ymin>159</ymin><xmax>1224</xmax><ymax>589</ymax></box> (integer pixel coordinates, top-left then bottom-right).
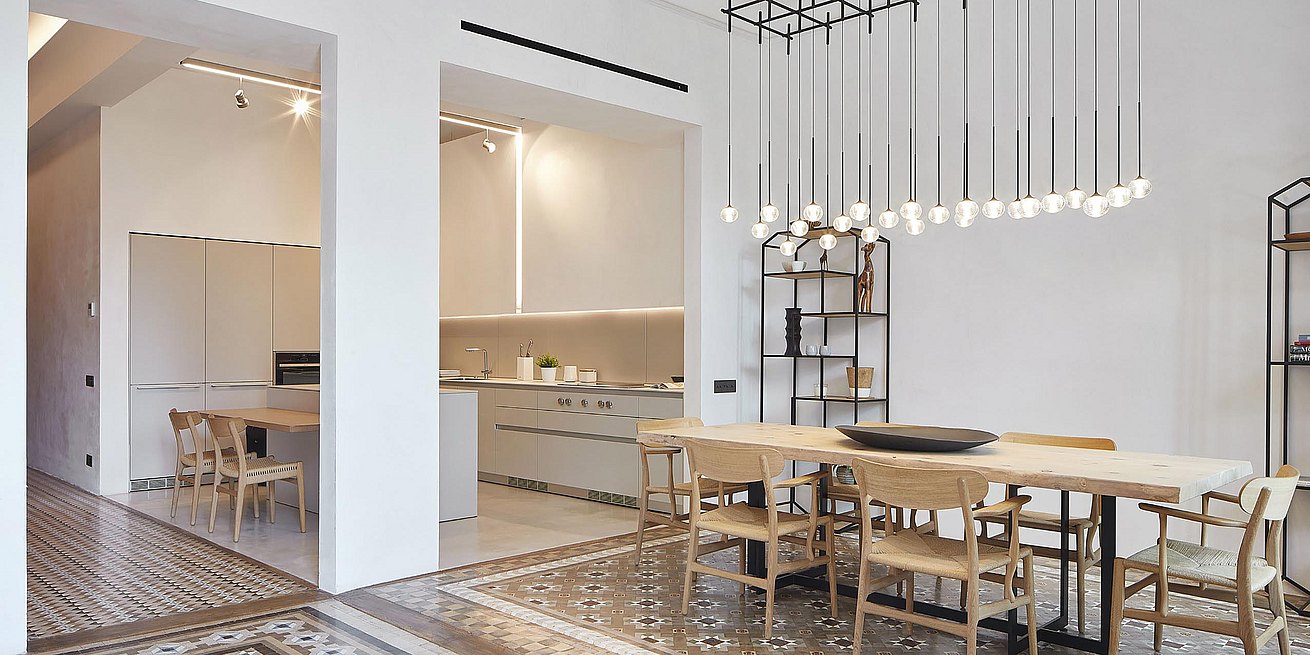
<box><xmin>129</xmin><ymin>234</ymin><xmax>319</xmax><ymax>481</ymax></box>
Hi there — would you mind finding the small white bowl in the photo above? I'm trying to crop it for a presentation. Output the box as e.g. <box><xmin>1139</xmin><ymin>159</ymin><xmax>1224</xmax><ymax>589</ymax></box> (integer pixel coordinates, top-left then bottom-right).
<box><xmin>782</xmin><ymin>261</ymin><xmax>807</xmax><ymax>273</ymax></box>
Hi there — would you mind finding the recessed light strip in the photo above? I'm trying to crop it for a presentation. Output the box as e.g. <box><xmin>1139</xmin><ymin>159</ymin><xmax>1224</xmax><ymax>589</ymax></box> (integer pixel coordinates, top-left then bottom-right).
<box><xmin>442</xmin><ymin>306</ymin><xmax>684</xmax><ymax>320</ymax></box>
<box><xmin>180</xmin><ymin>57</ymin><xmax>322</xmax><ymax>95</ymax></box>
<box><xmin>439</xmin><ymin>112</ymin><xmax>521</xmax><ymax>136</ymax></box>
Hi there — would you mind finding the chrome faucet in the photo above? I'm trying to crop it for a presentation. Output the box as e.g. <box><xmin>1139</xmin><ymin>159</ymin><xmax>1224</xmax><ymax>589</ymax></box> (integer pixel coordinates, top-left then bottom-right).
<box><xmin>465</xmin><ymin>347</ymin><xmax>491</xmax><ymax>379</ymax></box>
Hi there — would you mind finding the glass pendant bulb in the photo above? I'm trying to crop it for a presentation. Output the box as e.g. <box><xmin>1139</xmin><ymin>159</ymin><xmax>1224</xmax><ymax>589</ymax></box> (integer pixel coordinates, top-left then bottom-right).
<box><xmin>1007</xmin><ymin>199</ymin><xmax>1024</xmax><ymax>219</ymax></box>
<box><xmin>1083</xmin><ymin>193</ymin><xmax>1110</xmax><ymax>217</ymax></box>
<box><xmin>1129</xmin><ymin>175</ymin><xmax>1153</xmax><ymax>199</ymax></box>
<box><xmin>789</xmin><ymin>219</ymin><xmax>810</xmax><ymax>237</ymax></box>
<box><xmin>1108</xmin><ymin>183</ymin><xmax>1133</xmax><ymax>208</ymax></box>
<box><xmin>905</xmin><ymin>218</ymin><xmax>926</xmax><ymax>236</ymax></box>
<box><xmin>850</xmin><ymin>200</ymin><xmax>871</xmax><ymax>222</ymax></box>
<box><xmin>860</xmin><ymin>225</ymin><xmax>880</xmax><ymax>243</ymax></box>
<box><xmin>720</xmin><ymin>205</ymin><xmax>739</xmax><ymax>223</ymax></box>
<box><xmin>1020</xmin><ymin>195</ymin><xmax>1042</xmax><ymax>218</ymax></box>
<box><xmin>818</xmin><ymin>233</ymin><xmax>838</xmax><ymax>250</ymax></box>
<box><xmin>981</xmin><ymin>198</ymin><xmax>1006</xmax><ymax>219</ymax></box>
<box><xmin>833</xmin><ymin>214</ymin><xmax>854</xmax><ymax>232</ymax></box>
<box><xmin>1065</xmin><ymin>187</ymin><xmax>1088</xmax><ymax>209</ymax></box>
<box><xmin>899</xmin><ymin>199</ymin><xmax>923</xmax><ymax>221</ymax></box>
<box><xmin>927</xmin><ymin>204</ymin><xmax>950</xmax><ymax>225</ymax></box>
<box><xmin>955</xmin><ymin>211</ymin><xmax>976</xmax><ymax>228</ymax></box>
<box><xmin>802</xmin><ymin>201</ymin><xmax>825</xmax><ymax>223</ymax></box>
<box><xmin>1041</xmin><ymin>191</ymin><xmax>1066</xmax><ymax>214</ymax></box>
<box><xmin>750</xmin><ymin>221</ymin><xmax>770</xmax><ymax>239</ymax></box>
<box><xmin>760</xmin><ymin>203</ymin><xmax>781</xmax><ymax>223</ymax></box>
<box><xmin>878</xmin><ymin>208</ymin><xmax>900</xmax><ymax>229</ymax></box>
<box><xmin>779</xmin><ymin>238</ymin><xmax>798</xmax><ymax>257</ymax></box>
<box><xmin>955</xmin><ymin>198</ymin><xmax>980</xmax><ymax>222</ymax></box>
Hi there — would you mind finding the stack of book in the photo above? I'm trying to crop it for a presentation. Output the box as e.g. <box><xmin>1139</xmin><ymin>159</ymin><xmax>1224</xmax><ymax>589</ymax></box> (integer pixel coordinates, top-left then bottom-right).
<box><xmin>1290</xmin><ymin>335</ymin><xmax>1310</xmax><ymax>362</ymax></box>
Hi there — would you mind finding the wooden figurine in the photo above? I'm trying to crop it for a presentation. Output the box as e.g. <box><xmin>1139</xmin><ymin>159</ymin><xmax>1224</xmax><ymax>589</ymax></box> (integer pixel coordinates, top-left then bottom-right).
<box><xmin>856</xmin><ymin>242</ymin><xmax>877</xmax><ymax>313</ymax></box>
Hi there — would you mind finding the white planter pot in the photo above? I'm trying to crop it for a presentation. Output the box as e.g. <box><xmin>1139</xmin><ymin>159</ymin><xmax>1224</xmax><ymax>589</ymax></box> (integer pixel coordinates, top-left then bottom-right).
<box><xmin>540</xmin><ymin>368</ymin><xmax>558</xmax><ymax>383</ymax></box>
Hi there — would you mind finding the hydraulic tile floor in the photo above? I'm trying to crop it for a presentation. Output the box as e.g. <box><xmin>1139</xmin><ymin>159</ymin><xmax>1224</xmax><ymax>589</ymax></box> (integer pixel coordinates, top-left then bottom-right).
<box><xmin>109</xmin><ymin>484</ymin><xmax>320</xmax><ymax>584</ymax></box>
<box><xmin>26</xmin><ymin>471</ymin><xmax>319</xmax><ymax>652</ymax></box>
<box><xmin>343</xmin><ymin>527</ymin><xmax>1310</xmax><ymax>655</ymax></box>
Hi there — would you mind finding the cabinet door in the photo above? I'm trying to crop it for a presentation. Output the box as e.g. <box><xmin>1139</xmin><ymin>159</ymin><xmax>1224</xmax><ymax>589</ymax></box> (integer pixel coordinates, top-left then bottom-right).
<box><xmin>537</xmin><ymin>434</ymin><xmax>637</xmax><ymax>496</ymax></box>
<box><xmin>204</xmin><ymin>382</ymin><xmax>268</xmax><ymax>410</ymax></box>
<box><xmin>130</xmin><ymin>235</ymin><xmax>206</xmax><ymax>384</ymax></box>
<box><xmin>273</xmin><ymin>246</ymin><xmax>320</xmax><ymax>351</ymax></box>
<box><xmin>494</xmin><ymin>428</ymin><xmax>537</xmax><ymax>479</ymax></box>
<box><xmin>130</xmin><ymin>384</ymin><xmax>204</xmax><ymax>480</ymax></box>
<box><xmin>476</xmin><ymin>389</ymin><xmax>496</xmax><ymax>474</ymax></box>
<box><xmin>206</xmin><ymin>240</ymin><xmax>273</xmax><ymax>382</ymax></box>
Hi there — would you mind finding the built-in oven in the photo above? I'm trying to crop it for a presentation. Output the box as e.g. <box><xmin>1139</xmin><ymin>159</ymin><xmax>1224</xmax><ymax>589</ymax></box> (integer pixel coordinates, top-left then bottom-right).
<box><xmin>274</xmin><ymin>351</ymin><xmax>320</xmax><ymax>385</ymax></box>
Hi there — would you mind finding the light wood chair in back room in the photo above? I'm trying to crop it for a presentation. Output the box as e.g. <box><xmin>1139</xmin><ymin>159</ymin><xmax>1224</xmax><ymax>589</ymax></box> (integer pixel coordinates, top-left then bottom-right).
<box><xmin>634</xmin><ymin>418</ymin><xmax>749</xmax><ymax>558</ymax></box>
<box><xmin>973</xmin><ymin>431</ymin><xmax>1116</xmax><ymax>633</ymax></box>
<box><xmin>205</xmin><ymin>416</ymin><xmax>308</xmax><ymax>542</ymax></box>
<box><xmin>1109</xmin><ymin>465</ymin><xmax>1299</xmax><ymax>655</ymax></box>
<box><xmin>849</xmin><ymin>459</ymin><xmax>1039</xmax><ymax>655</ymax></box>
<box><xmin>681</xmin><ymin>441</ymin><xmax>836</xmax><ymax>639</ymax></box>
<box><xmin>168</xmin><ymin>408</ymin><xmax>252</xmax><ymax>526</ymax></box>
<box><xmin>828</xmin><ymin>422</ymin><xmax>939</xmax><ymax>542</ymax></box>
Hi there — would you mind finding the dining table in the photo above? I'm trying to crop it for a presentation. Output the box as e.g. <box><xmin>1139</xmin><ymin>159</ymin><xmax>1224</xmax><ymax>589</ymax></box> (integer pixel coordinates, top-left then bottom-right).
<box><xmin>637</xmin><ymin>422</ymin><xmax>1253</xmax><ymax>655</ymax></box>
<box><xmin>201</xmin><ymin>407</ymin><xmax>320</xmax><ymax>458</ymax></box>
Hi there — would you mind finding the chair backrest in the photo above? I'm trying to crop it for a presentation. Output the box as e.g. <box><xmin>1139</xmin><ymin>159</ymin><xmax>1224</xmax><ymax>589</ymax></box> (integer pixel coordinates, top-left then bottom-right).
<box><xmin>1001</xmin><ymin>431</ymin><xmax>1117</xmax><ymax>452</ymax></box>
<box><xmin>685</xmin><ymin>441</ymin><xmax>783</xmax><ymax>484</ymax></box>
<box><xmin>850</xmin><ymin>458</ymin><xmax>990</xmax><ymax>511</ymax></box>
<box><xmin>1239</xmin><ymin>465</ymin><xmax>1300</xmax><ymax>520</ymax></box>
<box><xmin>636</xmin><ymin>417</ymin><xmax>704</xmax><ymax>433</ymax></box>
<box><xmin>168</xmin><ymin>409</ymin><xmax>206</xmax><ymax>459</ymax></box>
<box><xmin>207</xmin><ymin>417</ymin><xmax>248</xmax><ymax>476</ymax></box>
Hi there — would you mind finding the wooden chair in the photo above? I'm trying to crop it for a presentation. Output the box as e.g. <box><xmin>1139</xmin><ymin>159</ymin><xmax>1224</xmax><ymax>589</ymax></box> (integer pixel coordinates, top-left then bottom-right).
<box><xmin>681</xmin><ymin>441</ymin><xmax>837</xmax><ymax>639</ymax></box>
<box><xmin>974</xmin><ymin>431</ymin><xmax>1116</xmax><ymax>633</ymax></box>
<box><xmin>850</xmin><ymin>459</ymin><xmax>1038</xmax><ymax>655</ymax></box>
<box><xmin>1108</xmin><ymin>465</ymin><xmax>1299</xmax><ymax>655</ymax></box>
<box><xmin>635</xmin><ymin>418</ymin><xmax>748</xmax><ymax>558</ymax></box>
<box><xmin>205</xmin><ymin>416</ymin><xmax>307</xmax><ymax>542</ymax></box>
<box><xmin>828</xmin><ymin>422</ymin><xmax>939</xmax><ymax>539</ymax></box>
<box><xmin>167</xmin><ymin>408</ymin><xmax>250</xmax><ymax>526</ymax></box>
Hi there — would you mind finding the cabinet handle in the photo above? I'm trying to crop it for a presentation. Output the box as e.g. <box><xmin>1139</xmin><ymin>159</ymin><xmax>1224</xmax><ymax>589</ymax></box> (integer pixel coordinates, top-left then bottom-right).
<box><xmin>135</xmin><ymin>383</ymin><xmax>203</xmax><ymax>390</ymax></box>
<box><xmin>210</xmin><ymin>381</ymin><xmax>270</xmax><ymax>388</ymax></box>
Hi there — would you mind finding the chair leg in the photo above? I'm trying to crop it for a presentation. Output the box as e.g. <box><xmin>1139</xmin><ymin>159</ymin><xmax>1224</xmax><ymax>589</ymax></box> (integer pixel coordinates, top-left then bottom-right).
<box><xmin>296</xmin><ymin>466</ymin><xmax>307</xmax><ymax>533</ymax></box>
<box><xmin>1153</xmin><ymin>570</ymin><xmax>1167</xmax><ymax>652</ymax></box>
<box><xmin>268</xmin><ymin>480</ymin><xmax>276</xmax><ymax>524</ymax></box>
<box><xmin>207</xmin><ymin>476</ymin><xmax>222</xmax><ymax>533</ymax></box>
<box><xmin>635</xmin><ymin>489</ymin><xmax>649</xmax><ymax>559</ymax></box>
<box><xmin>1023</xmin><ymin>554</ymin><xmax>1039</xmax><ymax>654</ymax></box>
<box><xmin>232</xmin><ymin>482</ymin><xmax>246</xmax><ymax>542</ymax></box>
<box><xmin>765</xmin><ymin>541</ymin><xmax>778</xmax><ymax>640</ymax></box>
<box><xmin>1108</xmin><ymin>558</ymin><xmax>1126</xmax><ymax>655</ymax></box>
<box><xmin>1268</xmin><ymin>575</ymin><xmax>1292</xmax><ymax>655</ymax></box>
<box><xmin>826</xmin><ymin>525</ymin><xmax>838</xmax><ymax>618</ymax></box>
<box><xmin>252</xmin><ymin>483</ymin><xmax>260</xmax><ymax>519</ymax></box>
<box><xmin>1076</xmin><ymin>528</ymin><xmax>1088</xmax><ymax>634</ymax></box>
<box><xmin>738</xmin><ymin>540</ymin><xmax>747</xmax><ymax>596</ymax></box>
<box><xmin>681</xmin><ymin>526</ymin><xmax>698</xmax><ymax>615</ymax></box>
<box><xmin>1237</xmin><ymin>580</ymin><xmax>1259</xmax><ymax>655</ymax></box>
<box><xmin>853</xmin><ymin>550</ymin><xmax>870</xmax><ymax>654</ymax></box>
<box><xmin>170</xmin><ymin>464</ymin><xmax>183</xmax><ymax>518</ymax></box>
<box><xmin>965</xmin><ymin>574</ymin><xmax>979</xmax><ymax>655</ymax></box>
<box><xmin>903</xmin><ymin>570</ymin><xmax>915</xmax><ymax>636</ymax></box>
<box><xmin>189</xmin><ymin>468</ymin><xmax>204</xmax><ymax>526</ymax></box>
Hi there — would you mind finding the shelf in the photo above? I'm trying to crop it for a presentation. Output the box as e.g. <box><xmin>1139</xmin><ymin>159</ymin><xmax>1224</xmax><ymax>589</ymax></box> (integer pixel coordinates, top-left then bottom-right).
<box><xmin>764</xmin><ymin>354</ymin><xmax>856</xmax><ymax>359</ymax></box>
<box><xmin>764</xmin><ymin>270</ymin><xmax>855</xmax><ymax>280</ymax></box>
<box><xmin>1300</xmin><ymin>477</ymin><xmax>1310</xmax><ymax>491</ymax></box>
<box><xmin>800</xmin><ymin>311</ymin><xmax>888</xmax><ymax>319</ymax></box>
<box><xmin>794</xmin><ymin>395</ymin><xmax>887</xmax><ymax>403</ymax></box>
<box><xmin>1272</xmin><ymin>239</ymin><xmax>1310</xmax><ymax>252</ymax></box>
<box><xmin>1270</xmin><ymin>361</ymin><xmax>1310</xmax><ymax>366</ymax></box>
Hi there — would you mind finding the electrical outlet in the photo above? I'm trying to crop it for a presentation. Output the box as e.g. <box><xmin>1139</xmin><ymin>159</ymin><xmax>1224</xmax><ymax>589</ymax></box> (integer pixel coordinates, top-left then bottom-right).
<box><xmin>85</xmin><ymin>454</ymin><xmax>93</xmax><ymax>467</ymax></box>
<box><xmin>85</xmin><ymin>375</ymin><xmax>94</xmax><ymax>387</ymax></box>
<box><xmin>713</xmin><ymin>379</ymin><xmax>736</xmax><ymax>394</ymax></box>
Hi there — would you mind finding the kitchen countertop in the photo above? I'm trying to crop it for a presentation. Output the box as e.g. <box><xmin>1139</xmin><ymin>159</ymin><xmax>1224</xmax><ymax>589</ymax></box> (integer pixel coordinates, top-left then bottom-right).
<box><xmin>273</xmin><ymin>384</ymin><xmax>320</xmax><ymax>392</ymax></box>
<box><xmin>439</xmin><ymin>376</ymin><xmax>682</xmax><ymax>397</ymax></box>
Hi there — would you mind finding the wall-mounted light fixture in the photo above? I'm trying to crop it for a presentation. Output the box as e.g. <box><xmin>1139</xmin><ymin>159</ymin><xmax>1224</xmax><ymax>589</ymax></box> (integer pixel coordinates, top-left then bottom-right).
<box><xmin>180</xmin><ymin>57</ymin><xmax>321</xmax><ymax>94</ymax></box>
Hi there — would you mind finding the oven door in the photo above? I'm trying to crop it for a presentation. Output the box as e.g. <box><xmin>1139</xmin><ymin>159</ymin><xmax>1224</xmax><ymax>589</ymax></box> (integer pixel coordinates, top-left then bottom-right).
<box><xmin>277</xmin><ymin>366</ymin><xmax>320</xmax><ymax>385</ymax></box>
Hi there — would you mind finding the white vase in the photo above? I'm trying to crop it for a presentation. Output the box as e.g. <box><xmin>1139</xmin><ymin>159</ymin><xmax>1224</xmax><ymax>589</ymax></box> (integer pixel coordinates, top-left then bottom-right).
<box><xmin>540</xmin><ymin>367</ymin><xmax>558</xmax><ymax>383</ymax></box>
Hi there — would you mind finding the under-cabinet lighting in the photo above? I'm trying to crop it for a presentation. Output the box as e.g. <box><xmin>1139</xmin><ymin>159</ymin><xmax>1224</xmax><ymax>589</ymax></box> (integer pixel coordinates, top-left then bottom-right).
<box><xmin>180</xmin><ymin>57</ymin><xmax>322</xmax><ymax>95</ymax></box>
<box><xmin>442</xmin><ymin>306</ymin><xmax>684</xmax><ymax>320</ymax></box>
<box><xmin>439</xmin><ymin>112</ymin><xmax>520</xmax><ymax>136</ymax></box>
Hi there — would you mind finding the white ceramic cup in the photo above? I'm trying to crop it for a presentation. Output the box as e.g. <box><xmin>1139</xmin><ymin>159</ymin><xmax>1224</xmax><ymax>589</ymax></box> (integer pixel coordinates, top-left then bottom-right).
<box><xmin>804</xmin><ymin>345</ymin><xmax>819</xmax><ymax>356</ymax></box>
<box><xmin>563</xmin><ymin>365</ymin><xmax>578</xmax><ymax>382</ymax></box>
<box><xmin>819</xmin><ymin>345</ymin><xmax>831</xmax><ymax>356</ymax></box>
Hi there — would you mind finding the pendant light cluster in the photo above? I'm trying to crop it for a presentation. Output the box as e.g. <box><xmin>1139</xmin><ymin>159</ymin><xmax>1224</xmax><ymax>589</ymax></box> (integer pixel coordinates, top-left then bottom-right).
<box><xmin>719</xmin><ymin>0</ymin><xmax>1153</xmax><ymax>244</ymax></box>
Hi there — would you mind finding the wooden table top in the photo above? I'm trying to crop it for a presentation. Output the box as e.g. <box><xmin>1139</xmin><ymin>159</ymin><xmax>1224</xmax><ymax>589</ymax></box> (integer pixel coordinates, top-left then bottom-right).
<box><xmin>638</xmin><ymin>423</ymin><xmax>1252</xmax><ymax>504</ymax></box>
<box><xmin>203</xmin><ymin>407</ymin><xmax>320</xmax><ymax>433</ymax></box>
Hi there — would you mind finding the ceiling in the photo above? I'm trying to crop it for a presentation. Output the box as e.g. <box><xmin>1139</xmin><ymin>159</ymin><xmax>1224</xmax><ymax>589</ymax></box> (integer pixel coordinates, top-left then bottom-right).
<box><xmin>657</xmin><ymin>0</ymin><xmax>727</xmax><ymax>22</ymax></box>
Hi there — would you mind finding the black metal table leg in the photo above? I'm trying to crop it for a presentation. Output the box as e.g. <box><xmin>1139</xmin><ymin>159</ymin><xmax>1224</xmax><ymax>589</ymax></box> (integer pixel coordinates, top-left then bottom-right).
<box><xmin>246</xmin><ymin>426</ymin><xmax>268</xmax><ymax>458</ymax></box>
<box><xmin>746</xmin><ymin>480</ymin><xmax>766</xmax><ymax>577</ymax></box>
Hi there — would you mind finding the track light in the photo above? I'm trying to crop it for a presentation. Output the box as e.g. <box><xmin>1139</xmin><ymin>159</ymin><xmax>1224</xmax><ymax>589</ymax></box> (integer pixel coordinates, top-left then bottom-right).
<box><xmin>482</xmin><ymin>130</ymin><xmax>497</xmax><ymax>154</ymax></box>
<box><xmin>234</xmin><ymin>87</ymin><xmax>250</xmax><ymax>109</ymax></box>
<box><xmin>292</xmin><ymin>96</ymin><xmax>310</xmax><ymax>116</ymax></box>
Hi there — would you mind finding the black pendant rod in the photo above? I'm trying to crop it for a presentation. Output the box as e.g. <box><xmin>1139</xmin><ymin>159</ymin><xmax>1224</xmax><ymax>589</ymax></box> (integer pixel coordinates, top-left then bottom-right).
<box><xmin>935</xmin><ymin>0</ymin><xmax>942</xmax><ymax>206</ymax></box>
<box><xmin>757</xmin><ymin>14</ymin><xmax>764</xmax><ymax>214</ymax></box>
<box><xmin>1115</xmin><ymin>0</ymin><xmax>1123</xmax><ymax>186</ymax></box>
<box><xmin>1025</xmin><ymin>0</ymin><xmax>1032</xmax><ymax>199</ymax></box>
<box><xmin>1049</xmin><ymin>0</ymin><xmax>1056</xmax><ymax>194</ymax></box>
<box><xmin>1093</xmin><ymin>0</ymin><xmax>1100</xmax><ymax>194</ymax></box>
<box><xmin>910</xmin><ymin>2</ymin><xmax>918</xmax><ymax>202</ymax></box>
<box><xmin>962</xmin><ymin>0</ymin><xmax>970</xmax><ymax>199</ymax></box>
<box><xmin>1135</xmin><ymin>0</ymin><xmax>1143</xmax><ymax>176</ymax></box>
<box><xmin>885</xmin><ymin>2</ymin><xmax>893</xmax><ymax>210</ymax></box>
<box><xmin>825</xmin><ymin>16</ymin><xmax>832</xmax><ymax>224</ymax></box>
<box><xmin>1072</xmin><ymin>0</ymin><xmax>1080</xmax><ymax>191</ymax></box>
<box><xmin>990</xmin><ymin>0</ymin><xmax>997</xmax><ymax>200</ymax></box>
<box><xmin>1014</xmin><ymin>0</ymin><xmax>1020</xmax><ymax>202</ymax></box>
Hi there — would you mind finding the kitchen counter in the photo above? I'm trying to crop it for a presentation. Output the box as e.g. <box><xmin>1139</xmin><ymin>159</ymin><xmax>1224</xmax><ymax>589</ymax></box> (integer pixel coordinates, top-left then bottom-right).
<box><xmin>439</xmin><ymin>376</ymin><xmax>682</xmax><ymax>397</ymax></box>
<box><xmin>275</xmin><ymin>383</ymin><xmax>320</xmax><ymax>392</ymax></box>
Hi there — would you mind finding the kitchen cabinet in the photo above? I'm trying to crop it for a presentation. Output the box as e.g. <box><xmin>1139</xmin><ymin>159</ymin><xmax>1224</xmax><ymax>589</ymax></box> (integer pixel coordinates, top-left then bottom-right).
<box><xmin>129</xmin><ymin>383</ymin><xmax>204</xmax><ymax>479</ymax></box>
<box><xmin>495</xmin><ymin>429</ymin><xmax>538</xmax><ymax>479</ymax></box>
<box><xmin>537</xmin><ymin>434</ymin><xmax>638</xmax><ymax>496</ymax></box>
<box><xmin>204</xmin><ymin>382</ymin><xmax>269</xmax><ymax>411</ymax></box>
<box><xmin>474</xmin><ymin>388</ymin><xmax>496</xmax><ymax>476</ymax></box>
<box><xmin>129</xmin><ymin>235</ymin><xmax>205</xmax><ymax>384</ymax></box>
<box><xmin>273</xmin><ymin>245</ymin><xmax>320</xmax><ymax>351</ymax></box>
<box><xmin>205</xmin><ymin>240</ymin><xmax>273</xmax><ymax>382</ymax></box>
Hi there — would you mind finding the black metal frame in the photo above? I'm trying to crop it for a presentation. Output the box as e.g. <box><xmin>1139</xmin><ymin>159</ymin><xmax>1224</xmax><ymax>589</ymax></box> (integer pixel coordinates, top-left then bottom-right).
<box><xmin>724</xmin><ymin>0</ymin><xmax>918</xmax><ymax>41</ymax></box>
<box><xmin>1265</xmin><ymin>176</ymin><xmax>1310</xmax><ymax>616</ymax></box>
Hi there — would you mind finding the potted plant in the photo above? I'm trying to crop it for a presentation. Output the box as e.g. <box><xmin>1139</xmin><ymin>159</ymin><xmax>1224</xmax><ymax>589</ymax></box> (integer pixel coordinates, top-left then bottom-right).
<box><xmin>536</xmin><ymin>354</ymin><xmax>561</xmax><ymax>382</ymax></box>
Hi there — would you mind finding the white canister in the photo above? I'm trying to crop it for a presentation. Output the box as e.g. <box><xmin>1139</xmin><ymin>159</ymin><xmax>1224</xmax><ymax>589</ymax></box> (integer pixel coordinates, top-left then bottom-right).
<box><xmin>579</xmin><ymin>368</ymin><xmax>598</xmax><ymax>384</ymax></box>
<box><xmin>563</xmin><ymin>365</ymin><xmax>579</xmax><ymax>382</ymax></box>
<box><xmin>517</xmin><ymin>356</ymin><xmax>534</xmax><ymax>381</ymax></box>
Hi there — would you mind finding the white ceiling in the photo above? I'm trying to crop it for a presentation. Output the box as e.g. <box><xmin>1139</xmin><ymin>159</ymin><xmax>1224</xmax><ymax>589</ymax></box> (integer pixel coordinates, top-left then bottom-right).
<box><xmin>657</xmin><ymin>0</ymin><xmax>728</xmax><ymax>22</ymax></box>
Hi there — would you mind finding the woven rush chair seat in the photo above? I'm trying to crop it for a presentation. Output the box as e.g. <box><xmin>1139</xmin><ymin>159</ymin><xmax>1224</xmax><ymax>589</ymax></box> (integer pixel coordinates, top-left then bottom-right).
<box><xmin>869</xmin><ymin>530</ymin><xmax>1033</xmax><ymax>581</ymax></box>
<box><xmin>695</xmin><ymin>502</ymin><xmax>813</xmax><ymax>543</ymax></box>
<box><xmin>1126</xmin><ymin>539</ymin><xmax>1277</xmax><ymax>589</ymax></box>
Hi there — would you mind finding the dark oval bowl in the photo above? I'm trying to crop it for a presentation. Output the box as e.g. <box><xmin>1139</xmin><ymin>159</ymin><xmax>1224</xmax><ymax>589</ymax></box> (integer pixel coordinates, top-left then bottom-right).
<box><xmin>835</xmin><ymin>424</ymin><xmax>999</xmax><ymax>452</ymax></box>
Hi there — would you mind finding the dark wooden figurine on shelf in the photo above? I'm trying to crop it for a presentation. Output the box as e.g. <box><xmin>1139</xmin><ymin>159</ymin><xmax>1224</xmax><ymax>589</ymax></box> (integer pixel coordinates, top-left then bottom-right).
<box><xmin>783</xmin><ymin>308</ymin><xmax>803</xmax><ymax>356</ymax></box>
<box><xmin>857</xmin><ymin>241</ymin><xmax>878</xmax><ymax>313</ymax></box>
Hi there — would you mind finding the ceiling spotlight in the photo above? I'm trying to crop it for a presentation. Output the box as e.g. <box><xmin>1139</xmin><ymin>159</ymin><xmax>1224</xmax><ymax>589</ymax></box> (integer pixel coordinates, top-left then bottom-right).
<box><xmin>482</xmin><ymin>130</ymin><xmax>497</xmax><ymax>154</ymax></box>
<box><xmin>234</xmin><ymin>87</ymin><xmax>250</xmax><ymax>109</ymax></box>
<box><xmin>292</xmin><ymin>96</ymin><xmax>310</xmax><ymax>116</ymax></box>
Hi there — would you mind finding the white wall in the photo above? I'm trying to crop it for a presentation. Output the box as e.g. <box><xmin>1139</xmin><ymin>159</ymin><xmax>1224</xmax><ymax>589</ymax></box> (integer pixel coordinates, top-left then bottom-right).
<box><xmin>99</xmin><ymin>68</ymin><xmax>320</xmax><ymax>493</ymax></box>
<box><xmin>440</xmin><ymin>130</ymin><xmax>516</xmax><ymax>316</ymax></box>
<box><xmin>28</xmin><ymin>109</ymin><xmax>100</xmax><ymax>491</ymax></box>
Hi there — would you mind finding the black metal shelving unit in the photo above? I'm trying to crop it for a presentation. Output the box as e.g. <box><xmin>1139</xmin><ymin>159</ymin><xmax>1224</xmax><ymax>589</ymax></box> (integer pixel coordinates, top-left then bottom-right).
<box><xmin>759</xmin><ymin>226</ymin><xmax>891</xmax><ymax>431</ymax></box>
<box><xmin>1265</xmin><ymin>176</ymin><xmax>1310</xmax><ymax>615</ymax></box>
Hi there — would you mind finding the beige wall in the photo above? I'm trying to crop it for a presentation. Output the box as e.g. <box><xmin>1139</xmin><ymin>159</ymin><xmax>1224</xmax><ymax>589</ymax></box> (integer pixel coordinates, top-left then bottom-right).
<box><xmin>27</xmin><ymin>110</ymin><xmax>101</xmax><ymax>491</ymax></box>
<box><xmin>440</xmin><ymin>308</ymin><xmax>683</xmax><ymax>385</ymax></box>
<box><xmin>439</xmin><ymin>130</ymin><xmax>516</xmax><ymax>316</ymax></box>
